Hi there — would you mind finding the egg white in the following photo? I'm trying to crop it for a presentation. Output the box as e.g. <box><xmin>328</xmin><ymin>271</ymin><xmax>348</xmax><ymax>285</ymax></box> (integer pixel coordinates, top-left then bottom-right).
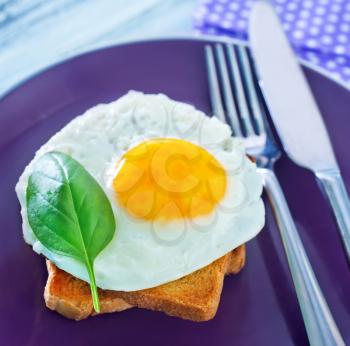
<box><xmin>16</xmin><ymin>91</ymin><xmax>264</xmax><ymax>291</ymax></box>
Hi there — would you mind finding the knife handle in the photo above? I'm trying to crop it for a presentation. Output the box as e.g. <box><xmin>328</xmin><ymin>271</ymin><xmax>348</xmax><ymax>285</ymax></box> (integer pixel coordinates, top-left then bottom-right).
<box><xmin>259</xmin><ymin>168</ymin><xmax>344</xmax><ymax>346</ymax></box>
<box><xmin>316</xmin><ymin>169</ymin><xmax>350</xmax><ymax>262</ymax></box>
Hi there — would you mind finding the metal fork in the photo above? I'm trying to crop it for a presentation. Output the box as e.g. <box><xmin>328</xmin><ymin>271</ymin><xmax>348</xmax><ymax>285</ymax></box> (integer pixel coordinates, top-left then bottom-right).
<box><xmin>205</xmin><ymin>43</ymin><xmax>344</xmax><ymax>346</ymax></box>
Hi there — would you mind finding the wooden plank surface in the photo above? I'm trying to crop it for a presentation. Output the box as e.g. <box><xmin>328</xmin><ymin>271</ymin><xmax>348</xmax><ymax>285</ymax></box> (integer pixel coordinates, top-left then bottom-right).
<box><xmin>0</xmin><ymin>0</ymin><xmax>197</xmax><ymax>97</ymax></box>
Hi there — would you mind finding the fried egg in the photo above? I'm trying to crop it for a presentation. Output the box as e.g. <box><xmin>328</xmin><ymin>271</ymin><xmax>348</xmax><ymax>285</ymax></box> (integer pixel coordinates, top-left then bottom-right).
<box><xmin>16</xmin><ymin>91</ymin><xmax>264</xmax><ymax>291</ymax></box>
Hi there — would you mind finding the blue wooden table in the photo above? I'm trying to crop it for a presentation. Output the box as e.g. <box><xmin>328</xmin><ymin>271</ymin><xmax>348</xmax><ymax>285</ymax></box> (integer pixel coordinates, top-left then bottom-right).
<box><xmin>0</xmin><ymin>0</ymin><xmax>197</xmax><ymax>98</ymax></box>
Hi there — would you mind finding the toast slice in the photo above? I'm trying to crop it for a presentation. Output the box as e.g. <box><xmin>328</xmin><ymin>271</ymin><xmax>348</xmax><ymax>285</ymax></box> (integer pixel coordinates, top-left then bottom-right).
<box><xmin>44</xmin><ymin>245</ymin><xmax>245</xmax><ymax>321</ymax></box>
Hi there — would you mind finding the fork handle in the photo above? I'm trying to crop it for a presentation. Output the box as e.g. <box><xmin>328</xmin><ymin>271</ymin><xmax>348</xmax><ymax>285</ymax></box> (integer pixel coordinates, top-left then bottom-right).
<box><xmin>259</xmin><ymin>168</ymin><xmax>344</xmax><ymax>346</ymax></box>
<box><xmin>316</xmin><ymin>169</ymin><xmax>350</xmax><ymax>262</ymax></box>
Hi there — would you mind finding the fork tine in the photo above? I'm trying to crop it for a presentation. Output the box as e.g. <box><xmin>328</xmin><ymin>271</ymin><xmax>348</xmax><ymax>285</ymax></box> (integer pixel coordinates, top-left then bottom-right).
<box><xmin>213</xmin><ymin>44</ymin><xmax>242</xmax><ymax>136</ymax></box>
<box><xmin>204</xmin><ymin>45</ymin><xmax>226</xmax><ymax>123</ymax></box>
<box><xmin>236</xmin><ymin>46</ymin><xmax>266</xmax><ymax>136</ymax></box>
<box><xmin>226</xmin><ymin>44</ymin><xmax>255</xmax><ymax>137</ymax></box>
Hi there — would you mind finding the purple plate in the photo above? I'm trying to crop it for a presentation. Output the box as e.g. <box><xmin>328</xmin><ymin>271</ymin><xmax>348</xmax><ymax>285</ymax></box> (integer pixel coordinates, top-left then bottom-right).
<box><xmin>0</xmin><ymin>39</ymin><xmax>349</xmax><ymax>346</ymax></box>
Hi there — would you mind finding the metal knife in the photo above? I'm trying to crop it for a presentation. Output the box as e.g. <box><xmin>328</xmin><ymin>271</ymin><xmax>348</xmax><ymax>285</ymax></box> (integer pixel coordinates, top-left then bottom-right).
<box><xmin>249</xmin><ymin>0</ymin><xmax>350</xmax><ymax>262</ymax></box>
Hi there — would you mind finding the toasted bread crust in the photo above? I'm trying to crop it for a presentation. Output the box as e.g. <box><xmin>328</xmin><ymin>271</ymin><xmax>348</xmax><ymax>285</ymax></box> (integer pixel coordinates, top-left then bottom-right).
<box><xmin>44</xmin><ymin>245</ymin><xmax>245</xmax><ymax>321</ymax></box>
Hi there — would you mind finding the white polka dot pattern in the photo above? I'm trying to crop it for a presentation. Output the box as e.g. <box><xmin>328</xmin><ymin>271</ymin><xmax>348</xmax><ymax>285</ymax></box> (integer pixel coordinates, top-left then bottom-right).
<box><xmin>194</xmin><ymin>0</ymin><xmax>350</xmax><ymax>84</ymax></box>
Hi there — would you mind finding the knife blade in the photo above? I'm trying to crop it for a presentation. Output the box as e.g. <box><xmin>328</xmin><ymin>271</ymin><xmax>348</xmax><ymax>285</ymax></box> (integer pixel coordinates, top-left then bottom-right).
<box><xmin>249</xmin><ymin>0</ymin><xmax>350</xmax><ymax>261</ymax></box>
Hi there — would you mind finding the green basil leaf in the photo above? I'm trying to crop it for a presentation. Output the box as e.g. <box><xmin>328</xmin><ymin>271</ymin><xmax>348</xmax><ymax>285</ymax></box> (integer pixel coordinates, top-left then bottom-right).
<box><xmin>26</xmin><ymin>151</ymin><xmax>116</xmax><ymax>312</ymax></box>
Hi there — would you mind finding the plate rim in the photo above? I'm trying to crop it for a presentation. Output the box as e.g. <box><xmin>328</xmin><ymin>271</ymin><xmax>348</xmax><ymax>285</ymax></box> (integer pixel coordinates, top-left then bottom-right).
<box><xmin>1</xmin><ymin>35</ymin><xmax>349</xmax><ymax>103</ymax></box>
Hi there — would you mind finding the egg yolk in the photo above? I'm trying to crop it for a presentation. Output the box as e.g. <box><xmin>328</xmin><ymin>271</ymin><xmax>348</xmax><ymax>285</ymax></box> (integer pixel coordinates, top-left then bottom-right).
<box><xmin>113</xmin><ymin>138</ymin><xmax>227</xmax><ymax>221</ymax></box>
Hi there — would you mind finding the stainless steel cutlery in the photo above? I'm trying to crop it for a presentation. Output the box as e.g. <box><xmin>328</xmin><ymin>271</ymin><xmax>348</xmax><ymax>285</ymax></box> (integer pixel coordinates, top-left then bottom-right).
<box><xmin>205</xmin><ymin>42</ymin><xmax>344</xmax><ymax>346</ymax></box>
<box><xmin>250</xmin><ymin>0</ymin><xmax>350</xmax><ymax>264</ymax></box>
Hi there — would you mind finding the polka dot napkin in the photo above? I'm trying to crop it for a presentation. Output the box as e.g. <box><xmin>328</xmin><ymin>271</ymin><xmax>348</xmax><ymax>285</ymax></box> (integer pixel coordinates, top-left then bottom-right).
<box><xmin>194</xmin><ymin>0</ymin><xmax>350</xmax><ymax>85</ymax></box>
